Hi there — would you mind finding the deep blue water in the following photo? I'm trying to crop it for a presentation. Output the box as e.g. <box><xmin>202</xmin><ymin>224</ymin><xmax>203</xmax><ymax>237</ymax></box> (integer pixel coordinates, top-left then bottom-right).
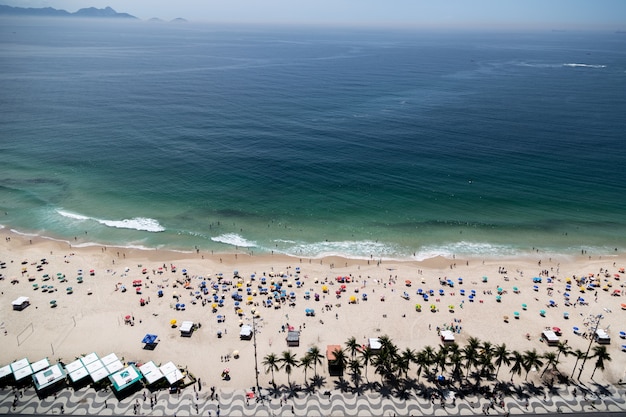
<box><xmin>1</xmin><ymin>18</ymin><xmax>626</xmax><ymax>259</ymax></box>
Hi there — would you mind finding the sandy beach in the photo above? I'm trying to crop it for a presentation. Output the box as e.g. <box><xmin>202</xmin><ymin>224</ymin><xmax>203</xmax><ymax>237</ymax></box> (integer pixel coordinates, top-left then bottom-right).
<box><xmin>1</xmin><ymin>228</ymin><xmax>626</xmax><ymax>415</ymax></box>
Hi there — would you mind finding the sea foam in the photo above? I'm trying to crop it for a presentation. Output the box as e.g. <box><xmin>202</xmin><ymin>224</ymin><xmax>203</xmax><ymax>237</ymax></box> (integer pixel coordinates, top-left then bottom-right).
<box><xmin>211</xmin><ymin>233</ymin><xmax>257</xmax><ymax>248</ymax></box>
<box><xmin>56</xmin><ymin>210</ymin><xmax>165</xmax><ymax>232</ymax></box>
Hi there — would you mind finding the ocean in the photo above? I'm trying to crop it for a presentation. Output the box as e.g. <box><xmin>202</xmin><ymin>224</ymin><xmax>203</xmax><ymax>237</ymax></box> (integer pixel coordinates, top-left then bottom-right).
<box><xmin>1</xmin><ymin>18</ymin><xmax>625</xmax><ymax>260</ymax></box>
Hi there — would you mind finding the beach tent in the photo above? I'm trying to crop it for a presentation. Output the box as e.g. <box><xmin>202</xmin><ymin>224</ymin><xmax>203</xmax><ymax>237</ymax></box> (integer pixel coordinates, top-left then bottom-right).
<box><xmin>179</xmin><ymin>321</ymin><xmax>194</xmax><ymax>337</ymax></box>
<box><xmin>12</xmin><ymin>296</ymin><xmax>30</xmax><ymax>311</ymax></box>
<box><xmin>139</xmin><ymin>361</ymin><xmax>164</xmax><ymax>385</ymax></box>
<box><xmin>240</xmin><ymin>324</ymin><xmax>253</xmax><ymax>340</ymax></box>
<box><xmin>440</xmin><ymin>330</ymin><xmax>455</xmax><ymax>344</ymax></box>
<box><xmin>142</xmin><ymin>334</ymin><xmax>159</xmax><ymax>349</ymax></box>
<box><xmin>159</xmin><ymin>362</ymin><xmax>184</xmax><ymax>385</ymax></box>
<box><xmin>542</xmin><ymin>330</ymin><xmax>560</xmax><ymax>346</ymax></box>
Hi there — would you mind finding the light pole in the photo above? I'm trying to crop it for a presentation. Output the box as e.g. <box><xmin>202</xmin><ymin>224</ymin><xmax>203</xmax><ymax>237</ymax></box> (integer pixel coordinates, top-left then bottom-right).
<box><xmin>252</xmin><ymin>315</ymin><xmax>262</xmax><ymax>395</ymax></box>
<box><xmin>577</xmin><ymin>313</ymin><xmax>602</xmax><ymax>380</ymax></box>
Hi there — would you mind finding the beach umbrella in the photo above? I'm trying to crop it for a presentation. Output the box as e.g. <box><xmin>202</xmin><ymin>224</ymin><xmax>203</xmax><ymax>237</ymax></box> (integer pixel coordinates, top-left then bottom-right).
<box><xmin>405</xmin><ymin>280</ymin><xmax>411</xmax><ymax>286</ymax></box>
<box><xmin>539</xmin><ymin>309</ymin><xmax>546</xmax><ymax>317</ymax></box>
<box><xmin>170</xmin><ymin>319</ymin><xmax>177</xmax><ymax>327</ymax></box>
<box><xmin>503</xmin><ymin>315</ymin><xmax>509</xmax><ymax>322</ymax></box>
<box><xmin>448</xmin><ymin>304</ymin><xmax>455</xmax><ymax>311</ymax></box>
<box><xmin>563</xmin><ymin>312</ymin><xmax>569</xmax><ymax>319</ymax></box>
<box><xmin>415</xmin><ymin>304</ymin><xmax>422</xmax><ymax>311</ymax></box>
<box><xmin>522</xmin><ymin>303</ymin><xmax>527</xmax><ymax>310</ymax></box>
<box><xmin>621</xmin><ymin>303</ymin><xmax>626</xmax><ymax>310</ymax></box>
<box><xmin>514</xmin><ymin>311</ymin><xmax>520</xmax><ymax>319</ymax></box>
<box><xmin>496</xmin><ymin>295</ymin><xmax>502</xmax><ymax>302</ymax></box>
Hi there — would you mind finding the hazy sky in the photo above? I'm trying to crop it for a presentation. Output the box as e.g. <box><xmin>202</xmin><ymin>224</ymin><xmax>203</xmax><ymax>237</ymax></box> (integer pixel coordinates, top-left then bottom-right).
<box><xmin>5</xmin><ymin>0</ymin><xmax>626</xmax><ymax>29</ymax></box>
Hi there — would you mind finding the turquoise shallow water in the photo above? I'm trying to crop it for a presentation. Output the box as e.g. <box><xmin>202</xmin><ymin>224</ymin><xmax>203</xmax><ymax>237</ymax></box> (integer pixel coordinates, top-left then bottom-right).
<box><xmin>1</xmin><ymin>19</ymin><xmax>626</xmax><ymax>259</ymax></box>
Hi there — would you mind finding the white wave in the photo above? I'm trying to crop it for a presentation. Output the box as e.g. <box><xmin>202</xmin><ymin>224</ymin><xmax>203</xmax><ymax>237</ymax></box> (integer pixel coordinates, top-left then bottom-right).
<box><xmin>563</xmin><ymin>63</ymin><xmax>606</xmax><ymax>68</ymax></box>
<box><xmin>56</xmin><ymin>209</ymin><xmax>165</xmax><ymax>232</ymax></box>
<box><xmin>211</xmin><ymin>233</ymin><xmax>257</xmax><ymax>248</ymax></box>
<box><xmin>98</xmin><ymin>217</ymin><xmax>164</xmax><ymax>232</ymax></box>
<box><xmin>57</xmin><ymin>210</ymin><xmax>90</xmax><ymax>221</ymax></box>
<box><xmin>413</xmin><ymin>241</ymin><xmax>520</xmax><ymax>261</ymax></box>
<box><xmin>279</xmin><ymin>240</ymin><xmax>404</xmax><ymax>260</ymax></box>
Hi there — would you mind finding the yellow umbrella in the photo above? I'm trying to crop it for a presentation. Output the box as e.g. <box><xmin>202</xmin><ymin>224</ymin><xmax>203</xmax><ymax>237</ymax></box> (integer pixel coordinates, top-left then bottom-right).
<box><xmin>322</xmin><ymin>285</ymin><xmax>328</xmax><ymax>293</ymax></box>
<box><xmin>170</xmin><ymin>319</ymin><xmax>177</xmax><ymax>326</ymax></box>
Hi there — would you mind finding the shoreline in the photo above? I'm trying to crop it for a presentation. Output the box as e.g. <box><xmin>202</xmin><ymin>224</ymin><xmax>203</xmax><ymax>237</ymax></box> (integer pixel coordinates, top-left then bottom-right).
<box><xmin>2</xmin><ymin>226</ymin><xmax>626</xmax><ymax>414</ymax></box>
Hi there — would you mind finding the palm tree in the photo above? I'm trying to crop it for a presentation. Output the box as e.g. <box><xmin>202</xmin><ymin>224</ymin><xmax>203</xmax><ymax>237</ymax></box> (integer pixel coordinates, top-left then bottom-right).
<box><xmin>359</xmin><ymin>346</ymin><xmax>374</xmax><ymax>382</ymax></box>
<box><xmin>300</xmin><ymin>353</ymin><xmax>314</xmax><ymax>382</ymax></box>
<box><xmin>307</xmin><ymin>345</ymin><xmax>324</xmax><ymax>377</ymax></box>
<box><xmin>541</xmin><ymin>351</ymin><xmax>559</xmax><ymax>377</ymax></box>
<box><xmin>416</xmin><ymin>346</ymin><xmax>435</xmax><ymax>381</ymax></box>
<box><xmin>493</xmin><ymin>343</ymin><xmax>511</xmax><ymax>379</ymax></box>
<box><xmin>399</xmin><ymin>348</ymin><xmax>417</xmax><ymax>379</ymax></box>
<box><xmin>262</xmin><ymin>353</ymin><xmax>280</xmax><ymax>385</ymax></box>
<box><xmin>348</xmin><ymin>358</ymin><xmax>362</xmax><ymax>388</ymax></box>
<box><xmin>555</xmin><ymin>341</ymin><xmax>572</xmax><ymax>363</ymax></box>
<box><xmin>522</xmin><ymin>349</ymin><xmax>544</xmax><ymax>381</ymax></box>
<box><xmin>509</xmin><ymin>350</ymin><xmax>524</xmax><ymax>381</ymax></box>
<box><xmin>463</xmin><ymin>337</ymin><xmax>481</xmax><ymax>380</ymax></box>
<box><xmin>590</xmin><ymin>345</ymin><xmax>611</xmax><ymax>380</ymax></box>
<box><xmin>448</xmin><ymin>348</ymin><xmax>464</xmax><ymax>383</ymax></box>
<box><xmin>279</xmin><ymin>350</ymin><xmax>299</xmax><ymax>386</ymax></box>
<box><xmin>570</xmin><ymin>349</ymin><xmax>586</xmax><ymax>379</ymax></box>
<box><xmin>345</xmin><ymin>336</ymin><xmax>360</xmax><ymax>359</ymax></box>
<box><xmin>434</xmin><ymin>345</ymin><xmax>449</xmax><ymax>375</ymax></box>
<box><xmin>479</xmin><ymin>341</ymin><xmax>495</xmax><ymax>377</ymax></box>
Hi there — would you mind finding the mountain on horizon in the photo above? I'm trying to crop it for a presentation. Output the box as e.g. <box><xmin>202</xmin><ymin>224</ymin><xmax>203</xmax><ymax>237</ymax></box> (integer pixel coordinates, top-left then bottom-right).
<box><xmin>0</xmin><ymin>5</ymin><xmax>137</xmax><ymax>19</ymax></box>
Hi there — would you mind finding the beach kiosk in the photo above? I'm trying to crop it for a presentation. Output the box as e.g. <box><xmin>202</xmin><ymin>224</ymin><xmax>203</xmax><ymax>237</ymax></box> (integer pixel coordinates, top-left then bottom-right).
<box><xmin>595</xmin><ymin>329</ymin><xmax>611</xmax><ymax>344</ymax></box>
<box><xmin>139</xmin><ymin>361</ymin><xmax>165</xmax><ymax>386</ymax></box>
<box><xmin>286</xmin><ymin>330</ymin><xmax>300</xmax><ymax>347</ymax></box>
<box><xmin>11</xmin><ymin>358</ymin><xmax>33</xmax><ymax>384</ymax></box>
<box><xmin>32</xmin><ymin>363</ymin><xmax>66</xmax><ymax>398</ymax></box>
<box><xmin>159</xmin><ymin>361</ymin><xmax>184</xmax><ymax>386</ymax></box>
<box><xmin>326</xmin><ymin>345</ymin><xmax>343</xmax><ymax>377</ymax></box>
<box><xmin>179</xmin><ymin>321</ymin><xmax>194</xmax><ymax>337</ymax></box>
<box><xmin>64</xmin><ymin>358</ymin><xmax>90</xmax><ymax>388</ymax></box>
<box><xmin>12</xmin><ymin>296</ymin><xmax>30</xmax><ymax>311</ymax></box>
<box><xmin>542</xmin><ymin>330</ymin><xmax>560</xmax><ymax>346</ymax></box>
<box><xmin>240</xmin><ymin>324</ymin><xmax>253</xmax><ymax>340</ymax></box>
<box><xmin>0</xmin><ymin>364</ymin><xmax>12</xmax><ymax>385</ymax></box>
<box><xmin>109</xmin><ymin>365</ymin><xmax>142</xmax><ymax>399</ymax></box>
<box><xmin>440</xmin><ymin>330</ymin><xmax>456</xmax><ymax>344</ymax></box>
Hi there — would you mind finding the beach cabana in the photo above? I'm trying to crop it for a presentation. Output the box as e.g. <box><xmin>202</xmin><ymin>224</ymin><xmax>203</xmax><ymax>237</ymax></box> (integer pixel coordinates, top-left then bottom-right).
<box><xmin>368</xmin><ymin>338</ymin><xmax>382</xmax><ymax>351</ymax></box>
<box><xmin>440</xmin><ymin>330</ymin><xmax>455</xmax><ymax>344</ymax></box>
<box><xmin>286</xmin><ymin>330</ymin><xmax>300</xmax><ymax>347</ymax></box>
<box><xmin>12</xmin><ymin>296</ymin><xmax>30</xmax><ymax>311</ymax></box>
<box><xmin>64</xmin><ymin>358</ymin><xmax>89</xmax><ymax>386</ymax></box>
<box><xmin>542</xmin><ymin>330</ymin><xmax>560</xmax><ymax>346</ymax></box>
<box><xmin>179</xmin><ymin>321</ymin><xmax>194</xmax><ymax>337</ymax></box>
<box><xmin>595</xmin><ymin>329</ymin><xmax>611</xmax><ymax>344</ymax></box>
<box><xmin>240</xmin><ymin>324</ymin><xmax>253</xmax><ymax>340</ymax></box>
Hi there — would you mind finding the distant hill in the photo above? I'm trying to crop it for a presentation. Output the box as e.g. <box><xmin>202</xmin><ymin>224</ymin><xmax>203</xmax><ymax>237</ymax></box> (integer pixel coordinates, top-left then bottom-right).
<box><xmin>0</xmin><ymin>5</ymin><xmax>137</xmax><ymax>19</ymax></box>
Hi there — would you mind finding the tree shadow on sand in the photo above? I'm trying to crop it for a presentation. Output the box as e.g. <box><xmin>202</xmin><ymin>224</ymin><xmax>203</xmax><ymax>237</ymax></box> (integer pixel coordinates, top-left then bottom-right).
<box><xmin>303</xmin><ymin>375</ymin><xmax>326</xmax><ymax>394</ymax></box>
